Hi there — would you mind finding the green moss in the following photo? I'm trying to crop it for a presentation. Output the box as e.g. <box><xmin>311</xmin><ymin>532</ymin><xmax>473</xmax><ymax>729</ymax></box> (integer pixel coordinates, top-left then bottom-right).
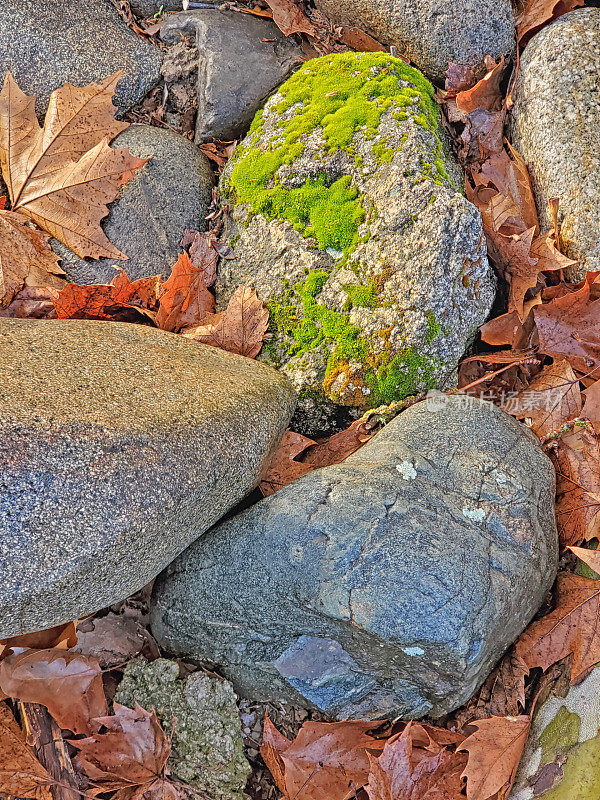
<box><xmin>228</xmin><ymin>51</ymin><xmax>445</xmax><ymax>257</ymax></box>
<box><xmin>539</xmin><ymin>707</ymin><xmax>581</xmax><ymax>767</ymax></box>
<box><xmin>343</xmin><ymin>279</ymin><xmax>380</xmax><ymax>308</ymax></box>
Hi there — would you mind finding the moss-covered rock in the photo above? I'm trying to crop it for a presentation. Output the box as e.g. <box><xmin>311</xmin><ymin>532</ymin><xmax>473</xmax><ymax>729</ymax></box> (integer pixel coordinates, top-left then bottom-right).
<box><xmin>115</xmin><ymin>658</ymin><xmax>250</xmax><ymax>800</ymax></box>
<box><xmin>218</xmin><ymin>52</ymin><xmax>495</xmax><ymax>435</ymax></box>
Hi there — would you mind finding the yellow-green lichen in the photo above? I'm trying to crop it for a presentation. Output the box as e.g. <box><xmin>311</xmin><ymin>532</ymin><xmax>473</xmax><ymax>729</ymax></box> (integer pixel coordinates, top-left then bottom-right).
<box><xmin>539</xmin><ymin>706</ymin><xmax>581</xmax><ymax>767</ymax></box>
<box><xmin>227</xmin><ymin>51</ymin><xmax>448</xmax><ymax>257</ymax></box>
<box><xmin>539</xmin><ymin>737</ymin><xmax>600</xmax><ymax>800</ymax></box>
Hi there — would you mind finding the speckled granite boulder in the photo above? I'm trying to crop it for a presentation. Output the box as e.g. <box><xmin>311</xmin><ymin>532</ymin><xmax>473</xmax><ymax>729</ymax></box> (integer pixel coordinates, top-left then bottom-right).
<box><xmin>313</xmin><ymin>0</ymin><xmax>515</xmax><ymax>82</ymax></box>
<box><xmin>161</xmin><ymin>10</ymin><xmax>303</xmax><ymax>143</ymax></box>
<box><xmin>510</xmin><ymin>9</ymin><xmax>600</xmax><ymax>282</ymax></box>
<box><xmin>0</xmin><ymin>319</ymin><xmax>295</xmax><ymax>638</ymax></box>
<box><xmin>52</xmin><ymin>125</ymin><xmax>214</xmax><ymax>285</ymax></box>
<box><xmin>116</xmin><ymin>658</ymin><xmax>250</xmax><ymax>799</ymax></box>
<box><xmin>151</xmin><ymin>396</ymin><xmax>558</xmax><ymax>720</ymax></box>
<box><xmin>0</xmin><ymin>0</ymin><xmax>161</xmax><ymax>114</ymax></box>
<box><xmin>510</xmin><ymin>665</ymin><xmax>600</xmax><ymax>799</ymax></box>
<box><xmin>218</xmin><ymin>53</ymin><xmax>495</xmax><ymax>436</ymax></box>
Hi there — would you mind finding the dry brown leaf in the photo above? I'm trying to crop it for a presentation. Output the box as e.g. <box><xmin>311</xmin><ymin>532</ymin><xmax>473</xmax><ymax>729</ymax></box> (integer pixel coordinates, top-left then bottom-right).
<box><xmin>485</xmin><ymin>651</ymin><xmax>529</xmax><ymax>718</ymax></box>
<box><xmin>189</xmin><ymin>231</ymin><xmax>219</xmax><ymax>288</ymax></box>
<box><xmin>262</xmin><ymin>0</ymin><xmax>317</xmax><ymax>36</ymax></box>
<box><xmin>568</xmin><ymin>545</ymin><xmax>600</xmax><ymax>576</ymax></box>
<box><xmin>0</xmin><ymin>621</ymin><xmax>78</xmax><ymax>660</ymax></box>
<box><xmin>0</xmin><ymin>649</ymin><xmax>107</xmax><ymax>735</ymax></box>
<box><xmin>260</xmin><ymin>712</ymin><xmax>292</xmax><ymax>792</ymax></box>
<box><xmin>0</xmin><ymin>285</ymin><xmax>57</xmax><ymax>319</ymax></box>
<box><xmin>0</xmin><ymin>71</ymin><xmax>147</xmax><ymax>259</ymax></box>
<box><xmin>455</xmin><ymin>57</ymin><xmax>505</xmax><ymax>114</ymax></box>
<box><xmin>183</xmin><ymin>285</ymin><xmax>269</xmax><ymax>358</ymax></box>
<box><xmin>581</xmin><ymin>379</ymin><xmax>600</xmax><ymax>429</ymax></box>
<box><xmin>259</xmin><ymin>430</ymin><xmax>316</xmax><ymax>497</ymax></box>
<box><xmin>0</xmin><ymin>701</ymin><xmax>52</xmax><ymax>800</ymax></box>
<box><xmin>339</xmin><ymin>27</ymin><xmax>386</xmax><ymax>52</ymax></box>
<box><xmin>515</xmin><ymin>572</ymin><xmax>600</xmax><ymax>683</ymax></box>
<box><xmin>458</xmin><ymin>715</ymin><xmax>530</xmax><ymax>800</ymax></box>
<box><xmin>302</xmin><ymin>417</ymin><xmax>377</xmax><ymax>468</ymax></box>
<box><xmin>365</xmin><ymin>723</ymin><xmax>466</xmax><ymax>800</ymax></box>
<box><xmin>534</xmin><ymin>283</ymin><xmax>600</xmax><ymax>372</ymax></box>
<box><xmin>0</xmin><ymin>209</ymin><xmax>66</xmax><ymax>306</ymax></box>
<box><xmin>53</xmin><ymin>267</ymin><xmax>161</xmax><ymax>321</ymax></box>
<box><xmin>553</xmin><ymin>423</ymin><xmax>600</xmax><ymax>546</ymax></box>
<box><xmin>156</xmin><ymin>251</ymin><xmax>215</xmax><ymax>333</ymax></box>
<box><xmin>517</xmin><ymin>0</ymin><xmax>585</xmax><ymax>46</ymax></box>
<box><xmin>508</xmin><ymin>359</ymin><xmax>581</xmax><ymax>438</ymax></box>
<box><xmin>72</xmin><ymin>702</ymin><xmax>176</xmax><ymax>797</ymax></box>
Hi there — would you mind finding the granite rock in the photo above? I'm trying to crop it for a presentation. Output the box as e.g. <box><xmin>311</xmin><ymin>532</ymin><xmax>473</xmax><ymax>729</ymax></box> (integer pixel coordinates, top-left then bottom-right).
<box><xmin>115</xmin><ymin>658</ymin><xmax>250</xmax><ymax>799</ymax></box>
<box><xmin>510</xmin><ymin>665</ymin><xmax>600</xmax><ymax>799</ymax></box>
<box><xmin>0</xmin><ymin>0</ymin><xmax>161</xmax><ymax>114</ymax></box>
<box><xmin>313</xmin><ymin>0</ymin><xmax>515</xmax><ymax>82</ymax></box>
<box><xmin>510</xmin><ymin>9</ymin><xmax>600</xmax><ymax>282</ymax></box>
<box><xmin>0</xmin><ymin>319</ymin><xmax>296</xmax><ymax>638</ymax></box>
<box><xmin>52</xmin><ymin>125</ymin><xmax>214</xmax><ymax>285</ymax></box>
<box><xmin>218</xmin><ymin>52</ymin><xmax>495</xmax><ymax>436</ymax></box>
<box><xmin>130</xmin><ymin>0</ymin><xmax>184</xmax><ymax>17</ymax></box>
<box><xmin>151</xmin><ymin>396</ymin><xmax>558</xmax><ymax>720</ymax></box>
<box><xmin>160</xmin><ymin>10</ymin><xmax>303</xmax><ymax>143</ymax></box>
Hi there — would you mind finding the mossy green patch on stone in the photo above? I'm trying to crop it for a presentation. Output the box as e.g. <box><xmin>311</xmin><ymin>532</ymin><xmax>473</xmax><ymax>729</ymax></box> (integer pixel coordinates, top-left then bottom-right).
<box><xmin>538</xmin><ymin>736</ymin><xmax>600</xmax><ymax>800</ymax></box>
<box><xmin>227</xmin><ymin>51</ymin><xmax>446</xmax><ymax>257</ymax></box>
<box><xmin>539</xmin><ymin>706</ymin><xmax>581</xmax><ymax>766</ymax></box>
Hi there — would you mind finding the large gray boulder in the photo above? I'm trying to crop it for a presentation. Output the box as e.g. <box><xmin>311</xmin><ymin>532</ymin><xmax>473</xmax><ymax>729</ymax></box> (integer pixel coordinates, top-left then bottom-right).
<box><xmin>160</xmin><ymin>10</ymin><xmax>303</xmax><ymax>144</ymax></box>
<box><xmin>0</xmin><ymin>0</ymin><xmax>161</xmax><ymax>114</ymax></box>
<box><xmin>0</xmin><ymin>319</ymin><xmax>296</xmax><ymax>638</ymax></box>
<box><xmin>151</xmin><ymin>396</ymin><xmax>558</xmax><ymax>721</ymax></box>
<box><xmin>510</xmin><ymin>9</ymin><xmax>600</xmax><ymax>282</ymax></box>
<box><xmin>52</xmin><ymin>125</ymin><xmax>214</xmax><ymax>285</ymax></box>
<box><xmin>218</xmin><ymin>52</ymin><xmax>495</xmax><ymax>436</ymax></box>
<box><xmin>313</xmin><ymin>0</ymin><xmax>515</xmax><ymax>82</ymax></box>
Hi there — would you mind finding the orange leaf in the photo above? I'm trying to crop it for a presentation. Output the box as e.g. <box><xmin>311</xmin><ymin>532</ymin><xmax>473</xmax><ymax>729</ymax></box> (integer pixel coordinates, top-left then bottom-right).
<box><xmin>0</xmin><ymin>649</ymin><xmax>107</xmax><ymax>735</ymax></box>
<box><xmin>455</xmin><ymin>57</ymin><xmax>505</xmax><ymax>113</ymax></box>
<box><xmin>553</xmin><ymin>424</ymin><xmax>600</xmax><ymax>546</ymax></box>
<box><xmin>53</xmin><ymin>267</ymin><xmax>161</xmax><ymax>321</ymax></box>
<box><xmin>262</xmin><ymin>0</ymin><xmax>317</xmax><ymax>36</ymax></box>
<box><xmin>260</xmin><ymin>712</ymin><xmax>291</xmax><ymax>793</ymax></box>
<box><xmin>156</xmin><ymin>251</ymin><xmax>215</xmax><ymax>333</ymax></box>
<box><xmin>259</xmin><ymin>430</ymin><xmax>316</xmax><ymax>497</ymax></box>
<box><xmin>0</xmin><ymin>621</ymin><xmax>79</xmax><ymax>660</ymax></box>
<box><xmin>507</xmin><ymin>359</ymin><xmax>581</xmax><ymax>438</ymax></box>
<box><xmin>515</xmin><ymin>572</ymin><xmax>600</xmax><ymax>683</ymax></box>
<box><xmin>458</xmin><ymin>715</ymin><xmax>530</xmax><ymax>800</ymax></box>
<box><xmin>0</xmin><ymin>701</ymin><xmax>52</xmax><ymax>799</ymax></box>
<box><xmin>517</xmin><ymin>0</ymin><xmax>585</xmax><ymax>46</ymax></box>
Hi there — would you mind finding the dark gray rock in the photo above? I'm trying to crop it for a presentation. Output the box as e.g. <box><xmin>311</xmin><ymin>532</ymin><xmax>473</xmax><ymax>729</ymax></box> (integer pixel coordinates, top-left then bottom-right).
<box><xmin>52</xmin><ymin>124</ymin><xmax>214</xmax><ymax>285</ymax></box>
<box><xmin>151</xmin><ymin>395</ymin><xmax>558</xmax><ymax>720</ymax></box>
<box><xmin>160</xmin><ymin>10</ymin><xmax>303</xmax><ymax>143</ymax></box>
<box><xmin>0</xmin><ymin>0</ymin><xmax>161</xmax><ymax>114</ymax></box>
<box><xmin>510</xmin><ymin>9</ymin><xmax>600</xmax><ymax>282</ymax></box>
<box><xmin>0</xmin><ymin>319</ymin><xmax>296</xmax><ymax>638</ymax></box>
<box><xmin>130</xmin><ymin>0</ymin><xmax>184</xmax><ymax>18</ymax></box>
<box><xmin>314</xmin><ymin>0</ymin><xmax>515</xmax><ymax>82</ymax></box>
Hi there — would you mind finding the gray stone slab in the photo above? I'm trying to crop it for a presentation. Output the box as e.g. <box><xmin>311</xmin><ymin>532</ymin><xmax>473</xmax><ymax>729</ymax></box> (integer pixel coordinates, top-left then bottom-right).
<box><xmin>52</xmin><ymin>124</ymin><xmax>214</xmax><ymax>285</ymax></box>
<box><xmin>510</xmin><ymin>9</ymin><xmax>600</xmax><ymax>282</ymax></box>
<box><xmin>0</xmin><ymin>0</ymin><xmax>162</xmax><ymax>114</ymax></box>
<box><xmin>160</xmin><ymin>10</ymin><xmax>303</xmax><ymax>143</ymax></box>
<box><xmin>0</xmin><ymin>318</ymin><xmax>296</xmax><ymax>637</ymax></box>
<box><xmin>150</xmin><ymin>395</ymin><xmax>558</xmax><ymax>720</ymax></box>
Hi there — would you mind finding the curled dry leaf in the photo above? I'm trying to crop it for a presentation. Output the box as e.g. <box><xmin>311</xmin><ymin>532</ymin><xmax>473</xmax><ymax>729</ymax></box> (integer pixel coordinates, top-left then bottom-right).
<box><xmin>0</xmin><ymin>285</ymin><xmax>57</xmax><ymax>319</ymax></box>
<box><xmin>53</xmin><ymin>267</ymin><xmax>161</xmax><ymax>321</ymax></box>
<box><xmin>507</xmin><ymin>359</ymin><xmax>581</xmax><ymax>438</ymax></box>
<box><xmin>0</xmin><ymin>209</ymin><xmax>66</xmax><ymax>307</ymax></box>
<box><xmin>260</xmin><ymin>713</ymin><xmax>292</xmax><ymax>793</ymax></box>
<box><xmin>516</xmin><ymin>572</ymin><xmax>600</xmax><ymax>684</ymax></box>
<box><xmin>259</xmin><ymin>430</ymin><xmax>316</xmax><ymax>497</ymax></box>
<box><xmin>0</xmin><ymin>649</ymin><xmax>107</xmax><ymax>735</ymax></box>
<box><xmin>156</xmin><ymin>251</ymin><xmax>215</xmax><ymax>333</ymax></box>
<box><xmin>0</xmin><ymin>620</ymin><xmax>78</xmax><ymax>660</ymax></box>
<box><xmin>517</xmin><ymin>0</ymin><xmax>585</xmax><ymax>46</ymax></box>
<box><xmin>0</xmin><ymin>72</ymin><xmax>147</xmax><ymax>259</ymax></box>
<box><xmin>534</xmin><ymin>283</ymin><xmax>600</xmax><ymax>371</ymax></box>
<box><xmin>455</xmin><ymin>57</ymin><xmax>505</xmax><ymax>114</ymax></box>
<box><xmin>262</xmin><ymin>0</ymin><xmax>318</xmax><ymax>36</ymax></box>
<box><xmin>458</xmin><ymin>715</ymin><xmax>530</xmax><ymax>800</ymax></box>
<box><xmin>0</xmin><ymin>701</ymin><xmax>52</xmax><ymax>800</ymax></box>
<box><xmin>568</xmin><ymin>545</ymin><xmax>600</xmax><ymax>577</ymax></box>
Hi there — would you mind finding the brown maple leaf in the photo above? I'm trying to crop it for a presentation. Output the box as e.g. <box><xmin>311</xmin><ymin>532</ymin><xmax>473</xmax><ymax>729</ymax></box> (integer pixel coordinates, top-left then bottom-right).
<box><xmin>189</xmin><ymin>231</ymin><xmax>219</xmax><ymax>288</ymax></box>
<box><xmin>156</xmin><ymin>251</ymin><xmax>215</xmax><ymax>333</ymax></box>
<box><xmin>458</xmin><ymin>715</ymin><xmax>530</xmax><ymax>800</ymax></box>
<box><xmin>0</xmin><ymin>649</ymin><xmax>107</xmax><ymax>735</ymax></box>
<box><xmin>515</xmin><ymin>571</ymin><xmax>600</xmax><ymax>683</ymax></box>
<box><xmin>0</xmin><ymin>71</ymin><xmax>147</xmax><ymax>259</ymax></box>
<box><xmin>0</xmin><ymin>701</ymin><xmax>52</xmax><ymax>800</ymax></box>
<box><xmin>0</xmin><ymin>209</ymin><xmax>66</xmax><ymax>307</ymax></box>
<box><xmin>183</xmin><ymin>285</ymin><xmax>269</xmax><ymax>359</ymax></box>
<box><xmin>534</xmin><ymin>283</ymin><xmax>600</xmax><ymax>372</ymax></box>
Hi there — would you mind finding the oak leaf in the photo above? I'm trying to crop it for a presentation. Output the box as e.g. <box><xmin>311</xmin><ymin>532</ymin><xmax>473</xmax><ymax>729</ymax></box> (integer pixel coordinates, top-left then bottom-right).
<box><xmin>0</xmin><ymin>701</ymin><xmax>52</xmax><ymax>799</ymax></box>
<box><xmin>455</xmin><ymin>57</ymin><xmax>505</xmax><ymax>114</ymax></box>
<box><xmin>0</xmin><ymin>71</ymin><xmax>147</xmax><ymax>259</ymax></box>
<box><xmin>508</xmin><ymin>359</ymin><xmax>581</xmax><ymax>438</ymax></box>
<box><xmin>0</xmin><ymin>209</ymin><xmax>66</xmax><ymax>307</ymax></box>
<box><xmin>0</xmin><ymin>649</ymin><xmax>107</xmax><ymax>735</ymax></box>
<box><xmin>156</xmin><ymin>251</ymin><xmax>215</xmax><ymax>333</ymax></box>
<box><xmin>553</xmin><ymin>423</ymin><xmax>600</xmax><ymax>546</ymax></box>
<box><xmin>72</xmin><ymin>702</ymin><xmax>183</xmax><ymax>799</ymax></box>
<box><xmin>0</xmin><ymin>620</ymin><xmax>78</xmax><ymax>660</ymax></box>
<box><xmin>183</xmin><ymin>285</ymin><xmax>269</xmax><ymax>358</ymax></box>
<box><xmin>517</xmin><ymin>0</ymin><xmax>585</xmax><ymax>46</ymax></box>
<box><xmin>263</xmin><ymin>0</ymin><xmax>317</xmax><ymax>36</ymax></box>
<box><xmin>259</xmin><ymin>430</ymin><xmax>316</xmax><ymax>497</ymax></box>
<box><xmin>458</xmin><ymin>715</ymin><xmax>530</xmax><ymax>800</ymax></box>
<box><xmin>515</xmin><ymin>572</ymin><xmax>600</xmax><ymax>683</ymax></box>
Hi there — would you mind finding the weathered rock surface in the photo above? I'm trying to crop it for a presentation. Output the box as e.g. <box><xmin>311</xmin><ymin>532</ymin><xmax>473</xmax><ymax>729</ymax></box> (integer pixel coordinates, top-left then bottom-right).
<box><xmin>510</xmin><ymin>666</ymin><xmax>600</xmax><ymax>799</ymax></box>
<box><xmin>160</xmin><ymin>10</ymin><xmax>303</xmax><ymax>143</ymax></box>
<box><xmin>151</xmin><ymin>396</ymin><xmax>558</xmax><ymax>720</ymax></box>
<box><xmin>510</xmin><ymin>9</ymin><xmax>600</xmax><ymax>282</ymax></box>
<box><xmin>52</xmin><ymin>125</ymin><xmax>214</xmax><ymax>285</ymax></box>
<box><xmin>130</xmin><ymin>0</ymin><xmax>183</xmax><ymax>17</ymax></box>
<box><xmin>0</xmin><ymin>0</ymin><xmax>161</xmax><ymax>114</ymax></box>
<box><xmin>116</xmin><ymin>658</ymin><xmax>250</xmax><ymax>799</ymax></box>
<box><xmin>0</xmin><ymin>319</ymin><xmax>296</xmax><ymax>638</ymax></box>
<box><xmin>313</xmin><ymin>0</ymin><xmax>515</xmax><ymax>82</ymax></box>
<box><xmin>218</xmin><ymin>52</ymin><xmax>495</xmax><ymax>436</ymax></box>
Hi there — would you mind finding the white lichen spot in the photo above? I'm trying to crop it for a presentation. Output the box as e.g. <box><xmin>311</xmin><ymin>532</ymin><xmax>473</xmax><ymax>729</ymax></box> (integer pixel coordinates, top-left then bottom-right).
<box><xmin>325</xmin><ymin>247</ymin><xmax>344</xmax><ymax>260</ymax></box>
<box><xmin>396</xmin><ymin>460</ymin><xmax>417</xmax><ymax>480</ymax></box>
<box><xmin>462</xmin><ymin>506</ymin><xmax>486</xmax><ymax>523</ymax></box>
<box><xmin>402</xmin><ymin>646</ymin><xmax>425</xmax><ymax>657</ymax></box>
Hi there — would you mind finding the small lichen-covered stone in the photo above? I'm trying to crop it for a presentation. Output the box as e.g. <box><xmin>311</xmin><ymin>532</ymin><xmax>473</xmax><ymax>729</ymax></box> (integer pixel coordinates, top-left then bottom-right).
<box><xmin>151</xmin><ymin>396</ymin><xmax>558</xmax><ymax>720</ymax></box>
<box><xmin>115</xmin><ymin>658</ymin><xmax>250</xmax><ymax>800</ymax></box>
<box><xmin>218</xmin><ymin>52</ymin><xmax>495</xmax><ymax>435</ymax></box>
